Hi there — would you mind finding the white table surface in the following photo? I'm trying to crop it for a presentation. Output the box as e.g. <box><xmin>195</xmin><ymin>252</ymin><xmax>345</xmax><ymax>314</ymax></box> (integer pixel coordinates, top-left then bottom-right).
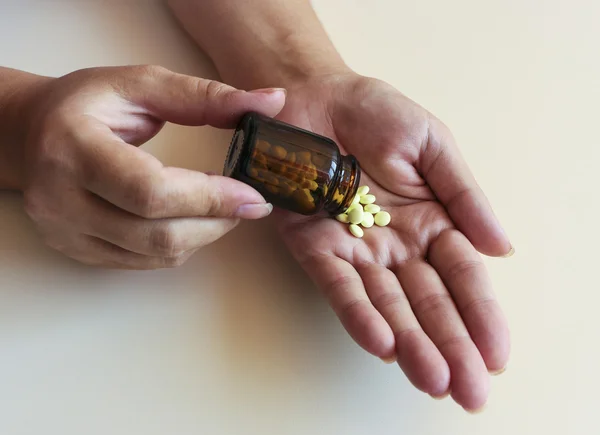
<box><xmin>1</xmin><ymin>1</ymin><xmax>598</xmax><ymax>434</ymax></box>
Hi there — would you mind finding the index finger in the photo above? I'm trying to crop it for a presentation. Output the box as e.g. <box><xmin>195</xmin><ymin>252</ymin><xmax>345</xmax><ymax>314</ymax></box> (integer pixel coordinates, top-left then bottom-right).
<box><xmin>419</xmin><ymin>117</ymin><xmax>513</xmax><ymax>257</ymax></box>
<box><xmin>428</xmin><ymin>229</ymin><xmax>511</xmax><ymax>375</ymax></box>
<box><xmin>78</xmin><ymin>123</ymin><xmax>269</xmax><ymax>219</ymax></box>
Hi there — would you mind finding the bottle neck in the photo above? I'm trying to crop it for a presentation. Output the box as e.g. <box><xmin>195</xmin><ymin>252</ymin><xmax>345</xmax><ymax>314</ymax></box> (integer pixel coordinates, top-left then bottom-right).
<box><xmin>324</xmin><ymin>155</ymin><xmax>361</xmax><ymax>215</ymax></box>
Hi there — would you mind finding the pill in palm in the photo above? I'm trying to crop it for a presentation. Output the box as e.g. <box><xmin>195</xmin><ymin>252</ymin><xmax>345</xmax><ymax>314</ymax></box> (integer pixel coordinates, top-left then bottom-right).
<box><xmin>360</xmin><ymin>194</ymin><xmax>376</xmax><ymax>205</ymax></box>
<box><xmin>334</xmin><ymin>184</ymin><xmax>391</xmax><ymax>237</ymax></box>
<box><xmin>357</xmin><ymin>186</ymin><xmax>370</xmax><ymax>196</ymax></box>
<box><xmin>348</xmin><ymin>206</ymin><xmax>364</xmax><ymax>224</ymax></box>
<box><xmin>347</xmin><ymin>202</ymin><xmax>361</xmax><ymax>213</ymax></box>
<box><xmin>349</xmin><ymin>224</ymin><xmax>364</xmax><ymax>238</ymax></box>
<box><xmin>364</xmin><ymin>204</ymin><xmax>380</xmax><ymax>214</ymax></box>
<box><xmin>361</xmin><ymin>212</ymin><xmax>374</xmax><ymax>228</ymax></box>
<box><xmin>374</xmin><ymin>211</ymin><xmax>391</xmax><ymax>227</ymax></box>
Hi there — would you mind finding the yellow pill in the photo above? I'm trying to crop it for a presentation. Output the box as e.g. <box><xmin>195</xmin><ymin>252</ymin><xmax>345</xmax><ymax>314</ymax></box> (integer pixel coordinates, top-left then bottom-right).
<box><xmin>287</xmin><ymin>152</ymin><xmax>297</xmax><ymax>164</ymax></box>
<box><xmin>352</xmin><ymin>194</ymin><xmax>361</xmax><ymax>204</ymax></box>
<box><xmin>349</xmin><ymin>224</ymin><xmax>364</xmax><ymax>238</ymax></box>
<box><xmin>254</xmin><ymin>154</ymin><xmax>268</xmax><ymax>169</ymax></box>
<box><xmin>306</xmin><ymin>163</ymin><xmax>318</xmax><ymax>181</ymax></box>
<box><xmin>263</xmin><ymin>173</ymin><xmax>280</xmax><ymax>186</ymax></box>
<box><xmin>361</xmin><ymin>212</ymin><xmax>374</xmax><ymax>228</ymax></box>
<box><xmin>301</xmin><ymin>179</ymin><xmax>318</xmax><ymax>191</ymax></box>
<box><xmin>292</xmin><ymin>188</ymin><xmax>315</xmax><ymax>210</ymax></box>
<box><xmin>265</xmin><ymin>185</ymin><xmax>279</xmax><ymax>194</ymax></box>
<box><xmin>360</xmin><ymin>194</ymin><xmax>376</xmax><ymax>205</ymax></box>
<box><xmin>280</xmin><ymin>182</ymin><xmax>296</xmax><ymax>197</ymax></box>
<box><xmin>347</xmin><ymin>202</ymin><xmax>361</xmax><ymax>214</ymax></box>
<box><xmin>296</xmin><ymin>151</ymin><xmax>312</xmax><ymax>165</ymax></box>
<box><xmin>270</xmin><ymin>145</ymin><xmax>287</xmax><ymax>160</ymax></box>
<box><xmin>364</xmin><ymin>204</ymin><xmax>381</xmax><ymax>214</ymax></box>
<box><xmin>357</xmin><ymin>186</ymin><xmax>370</xmax><ymax>196</ymax></box>
<box><xmin>285</xmin><ymin>172</ymin><xmax>300</xmax><ymax>183</ymax></box>
<box><xmin>248</xmin><ymin>167</ymin><xmax>259</xmax><ymax>179</ymax></box>
<box><xmin>336</xmin><ymin>214</ymin><xmax>349</xmax><ymax>223</ymax></box>
<box><xmin>348</xmin><ymin>207</ymin><xmax>364</xmax><ymax>225</ymax></box>
<box><xmin>256</xmin><ymin>140</ymin><xmax>271</xmax><ymax>153</ymax></box>
<box><xmin>270</xmin><ymin>161</ymin><xmax>288</xmax><ymax>175</ymax></box>
<box><xmin>374</xmin><ymin>211</ymin><xmax>391</xmax><ymax>227</ymax></box>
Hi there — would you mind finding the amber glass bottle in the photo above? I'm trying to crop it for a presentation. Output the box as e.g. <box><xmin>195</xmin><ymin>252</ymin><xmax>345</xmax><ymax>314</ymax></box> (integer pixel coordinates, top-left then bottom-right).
<box><xmin>223</xmin><ymin>112</ymin><xmax>361</xmax><ymax>216</ymax></box>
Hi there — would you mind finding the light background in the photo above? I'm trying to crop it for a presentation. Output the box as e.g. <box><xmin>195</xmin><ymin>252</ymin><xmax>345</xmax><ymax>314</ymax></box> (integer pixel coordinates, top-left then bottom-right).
<box><xmin>0</xmin><ymin>1</ymin><xmax>598</xmax><ymax>434</ymax></box>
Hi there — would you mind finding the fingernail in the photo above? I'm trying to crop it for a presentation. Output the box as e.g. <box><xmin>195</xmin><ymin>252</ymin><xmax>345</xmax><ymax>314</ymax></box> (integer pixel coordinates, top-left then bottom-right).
<box><xmin>430</xmin><ymin>388</ymin><xmax>451</xmax><ymax>400</ymax></box>
<box><xmin>249</xmin><ymin>87</ymin><xmax>287</xmax><ymax>97</ymax></box>
<box><xmin>464</xmin><ymin>404</ymin><xmax>487</xmax><ymax>415</ymax></box>
<box><xmin>502</xmin><ymin>246</ymin><xmax>515</xmax><ymax>258</ymax></box>
<box><xmin>489</xmin><ymin>366</ymin><xmax>507</xmax><ymax>376</ymax></box>
<box><xmin>380</xmin><ymin>356</ymin><xmax>397</xmax><ymax>364</ymax></box>
<box><xmin>235</xmin><ymin>203</ymin><xmax>273</xmax><ymax>219</ymax></box>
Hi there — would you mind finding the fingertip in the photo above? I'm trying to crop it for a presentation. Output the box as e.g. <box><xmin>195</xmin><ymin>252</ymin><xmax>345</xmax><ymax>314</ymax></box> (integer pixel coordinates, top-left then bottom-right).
<box><xmin>395</xmin><ymin>330</ymin><xmax>451</xmax><ymax>396</ymax></box>
<box><xmin>463</xmin><ymin>294</ymin><xmax>511</xmax><ymax>374</ymax></box>
<box><xmin>430</xmin><ymin>387</ymin><xmax>451</xmax><ymax>400</ymax></box>
<box><xmin>234</xmin><ymin>203</ymin><xmax>273</xmax><ymax>219</ymax></box>
<box><xmin>203</xmin><ymin>174</ymin><xmax>268</xmax><ymax>216</ymax></box>
<box><xmin>248</xmin><ymin>87</ymin><xmax>287</xmax><ymax>98</ymax></box>
<box><xmin>489</xmin><ymin>366</ymin><xmax>507</xmax><ymax>376</ymax></box>
<box><xmin>448</xmin><ymin>361</ymin><xmax>490</xmax><ymax>411</ymax></box>
<box><xmin>444</xmin><ymin>187</ymin><xmax>512</xmax><ymax>258</ymax></box>
<box><xmin>501</xmin><ymin>246</ymin><xmax>515</xmax><ymax>258</ymax></box>
<box><xmin>380</xmin><ymin>355</ymin><xmax>397</xmax><ymax>364</ymax></box>
<box><xmin>463</xmin><ymin>403</ymin><xmax>488</xmax><ymax>415</ymax></box>
<box><xmin>341</xmin><ymin>302</ymin><xmax>396</xmax><ymax>358</ymax></box>
<box><xmin>244</xmin><ymin>87</ymin><xmax>287</xmax><ymax>117</ymax></box>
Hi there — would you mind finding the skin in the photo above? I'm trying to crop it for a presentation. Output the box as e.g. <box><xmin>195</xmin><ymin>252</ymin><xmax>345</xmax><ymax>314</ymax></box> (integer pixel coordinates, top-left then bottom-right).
<box><xmin>0</xmin><ymin>65</ymin><xmax>285</xmax><ymax>268</ymax></box>
<box><xmin>0</xmin><ymin>0</ymin><xmax>513</xmax><ymax>413</ymax></box>
<box><xmin>168</xmin><ymin>0</ymin><xmax>513</xmax><ymax>412</ymax></box>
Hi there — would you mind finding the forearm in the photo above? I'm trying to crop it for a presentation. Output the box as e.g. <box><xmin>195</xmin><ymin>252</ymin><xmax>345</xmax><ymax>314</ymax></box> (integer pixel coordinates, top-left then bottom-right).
<box><xmin>166</xmin><ymin>0</ymin><xmax>349</xmax><ymax>89</ymax></box>
<box><xmin>0</xmin><ymin>67</ymin><xmax>50</xmax><ymax>190</ymax></box>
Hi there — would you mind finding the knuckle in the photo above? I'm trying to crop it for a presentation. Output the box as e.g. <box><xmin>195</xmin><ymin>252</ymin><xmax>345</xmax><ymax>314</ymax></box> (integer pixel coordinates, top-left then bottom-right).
<box><xmin>436</xmin><ymin>334</ymin><xmax>472</xmax><ymax>353</ymax></box>
<box><xmin>371</xmin><ymin>291</ymin><xmax>408</xmax><ymax>311</ymax></box>
<box><xmin>149</xmin><ymin>223</ymin><xmax>183</xmax><ymax>257</ymax></box>
<box><xmin>130</xmin><ymin>175</ymin><xmax>167</xmax><ymax>219</ymax></box>
<box><xmin>462</xmin><ymin>297</ymin><xmax>496</xmax><ymax>320</ymax></box>
<box><xmin>202</xmin><ymin>79</ymin><xmax>230</xmax><ymax>101</ymax></box>
<box><xmin>203</xmin><ymin>188</ymin><xmax>223</xmax><ymax>216</ymax></box>
<box><xmin>136</xmin><ymin>64</ymin><xmax>169</xmax><ymax>78</ymax></box>
<box><xmin>445</xmin><ymin>259</ymin><xmax>483</xmax><ymax>282</ymax></box>
<box><xmin>338</xmin><ymin>299</ymin><xmax>369</xmax><ymax>324</ymax></box>
<box><xmin>412</xmin><ymin>293</ymin><xmax>454</xmax><ymax>317</ymax></box>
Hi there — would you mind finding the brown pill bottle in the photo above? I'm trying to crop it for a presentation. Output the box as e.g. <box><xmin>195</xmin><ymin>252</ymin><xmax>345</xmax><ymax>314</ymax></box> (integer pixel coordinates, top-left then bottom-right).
<box><xmin>223</xmin><ymin>112</ymin><xmax>361</xmax><ymax>216</ymax></box>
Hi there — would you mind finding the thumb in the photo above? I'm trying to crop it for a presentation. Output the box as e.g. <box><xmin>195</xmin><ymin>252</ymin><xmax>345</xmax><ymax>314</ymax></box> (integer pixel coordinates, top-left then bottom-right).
<box><xmin>153</xmin><ymin>167</ymin><xmax>274</xmax><ymax>219</ymax></box>
<box><xmin>121</xmin><ymin>65</ymin><xmax>286</xmax><ymax>127</ymax></box>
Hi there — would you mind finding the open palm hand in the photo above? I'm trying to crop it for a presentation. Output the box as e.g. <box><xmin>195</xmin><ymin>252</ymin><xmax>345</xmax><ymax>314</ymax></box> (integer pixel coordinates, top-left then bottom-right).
<box><xmin>275</xmin><ymin>73</ymin><xmax>512</xmax><ymax>411</ymax></box>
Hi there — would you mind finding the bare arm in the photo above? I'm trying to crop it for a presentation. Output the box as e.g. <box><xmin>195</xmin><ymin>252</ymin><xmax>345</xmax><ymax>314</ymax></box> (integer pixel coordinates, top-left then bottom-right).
<box><xmin>166</xmin><ymin>0</ymin><xmax>348</xmax><ymax>90</ymax></box>
<box><xmin>167</xmin><ymin>0</ymin><xmax>513</xmax><ymax>413</ymax></box>
<box><xmin>0</xmin><ymin>67</ymin><xmax>50</xmax><ymax>190</ymax></box>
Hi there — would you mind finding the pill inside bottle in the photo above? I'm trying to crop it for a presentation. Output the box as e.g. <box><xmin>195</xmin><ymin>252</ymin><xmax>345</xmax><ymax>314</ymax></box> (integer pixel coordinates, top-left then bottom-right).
<box><xmin>223</xmin><ymin>112</ymin><xmax>362</xmax><ymax>216</ymax></box>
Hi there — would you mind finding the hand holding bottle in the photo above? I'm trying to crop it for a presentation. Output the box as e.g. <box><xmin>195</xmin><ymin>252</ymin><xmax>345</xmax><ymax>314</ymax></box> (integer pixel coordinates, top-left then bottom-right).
<box><xmin>4</xmin><ymin>65</ymin><xmax>286</xmax><ymax>268</ymax></box>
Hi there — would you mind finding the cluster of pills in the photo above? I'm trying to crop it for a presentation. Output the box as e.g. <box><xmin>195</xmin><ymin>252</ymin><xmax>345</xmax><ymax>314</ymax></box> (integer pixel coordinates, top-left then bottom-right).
<box><xmin>247</xmin><ymin>140</ymin><xmax>322</xmax><ymax>213</ymax></box>
<box><xmin>335</xmin><ymin>186</ymin><xmax>391</xmax><ymax>238</ymax></box>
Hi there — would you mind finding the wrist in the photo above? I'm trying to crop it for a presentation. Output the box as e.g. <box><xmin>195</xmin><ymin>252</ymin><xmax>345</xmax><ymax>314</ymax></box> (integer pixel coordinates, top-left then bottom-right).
<box><xmin>0</xmin><ymin>71</ymin><xmax>52</xmax><ymax>190</ymax></box>
<box><xmin>217</xmin><ymin>35</ymin><xmax>352</xmax><ymax>90</ymax></box>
